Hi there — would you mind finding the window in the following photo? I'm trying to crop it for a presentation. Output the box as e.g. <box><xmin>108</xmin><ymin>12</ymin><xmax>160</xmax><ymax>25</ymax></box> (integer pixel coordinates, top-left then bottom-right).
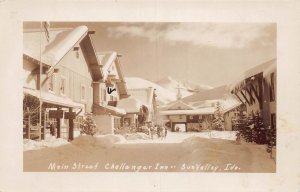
<box><xmin>114</xmin><ymin>117</ymin><xmax>121</xmax><ymax>129</ymax></box>
<box><xmin>48</xmin><ymin>74</ymin><xmax>56</xmax><ymax>92</ymax></box>
<box><xmin>81</xmin><ymin>84</ymin><xmax>86</xmax><ymax>101</ymax></box>
<box><xmin>60</xmin><ymin>76</ymin><xmax>66</xmax><ymax>95</ymax></box>
<box><xmin>124</xmin><ymin>118</ymin><xmax>131</xmax><ymax>126</ymax></box>
<box><xmin>269</xmin><ymin>72</ymin><xmax>275</xmax><ymax>102</ymax></box>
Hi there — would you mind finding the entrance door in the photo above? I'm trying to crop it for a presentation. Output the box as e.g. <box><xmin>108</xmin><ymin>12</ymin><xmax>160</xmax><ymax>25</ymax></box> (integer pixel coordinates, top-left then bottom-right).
<box><xmin>173</xmin><ymin>123</ymin><xmax>187</xmax><ymax>132</ymax></box>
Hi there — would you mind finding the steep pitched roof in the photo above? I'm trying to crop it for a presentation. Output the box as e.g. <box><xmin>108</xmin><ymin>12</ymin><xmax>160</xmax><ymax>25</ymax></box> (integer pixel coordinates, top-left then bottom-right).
<box><xmin>23</xmin><ymin>26</ymin><xmax>103</xmax><ymax>81</ymax></box>
<box><xmin>165</xmin><ymin>100</ymin><xmax>194</xmax><ymax>110</ymax></box>
<box><xmin>96</xmin><ymin>51</ymin><xmax>129</xmax><ymax>98</ymax></box>
<box><xmin>181</xmin><ymin>85</ymin><xmax>228</xmax><ymax>103</ymax></box>
<box><xmin>160</xmin><ymin>107</ymin><xmax>215</xmax><ymax>115</ymax></box>
<box><xmin>24</xmin><ymin>26</ymin><xmax>88</xmax><ymax>66</ymax></box>
<box><xmin>229</xmin><ymin>58</ymin><xmax>276</xmax><ymax>91</ymax></box>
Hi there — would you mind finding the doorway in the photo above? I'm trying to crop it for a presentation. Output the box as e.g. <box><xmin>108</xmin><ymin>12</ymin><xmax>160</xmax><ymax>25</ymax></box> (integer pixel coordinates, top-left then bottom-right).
<box><xmin>172</xmin><ymin>123</ymin><xmax>187</xmax><ymax>132</ymax></box>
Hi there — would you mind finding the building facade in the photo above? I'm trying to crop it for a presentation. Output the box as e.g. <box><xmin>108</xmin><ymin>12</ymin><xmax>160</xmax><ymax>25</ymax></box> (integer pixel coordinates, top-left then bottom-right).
<box><xmin>92</xmin><ymin>52</ymin><xmax>130</xmax><ymax>134</ymax></box>
<box><xmin>23</xmin><ymin>25</ymin><xmax>100</xmax><ymax>140</ymax></box>
<box><xmin>117</xmin><ymin>87</ymin><xmax>158</xmax><ymax>130</ymax></box>
<box><xmin>230</xmin><ymin>59</ymin><xmax>276</xmax><ymax>130</ymax></box>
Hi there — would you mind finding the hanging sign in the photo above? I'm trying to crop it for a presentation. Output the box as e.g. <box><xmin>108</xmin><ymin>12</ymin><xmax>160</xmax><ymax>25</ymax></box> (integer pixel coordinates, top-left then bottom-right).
<box><xmin>64</xmin><ymin>112</ymin><xmax>76</xmax><ymax>119</ymax></box>
<box><xmin>49</xmin><ymin>110</ymin><xmax>64</xmax><ymax>119</ymax></box>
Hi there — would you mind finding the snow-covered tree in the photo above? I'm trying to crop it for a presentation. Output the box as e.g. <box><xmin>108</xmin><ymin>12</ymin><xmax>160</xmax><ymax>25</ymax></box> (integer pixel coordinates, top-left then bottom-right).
<box><xmin>23</xmin><ymin>94</ymin><xmax>41</xmax><ymax>126</ymax></box>
<box><xmin>232</xmin><ymin>106</ymin><xmax>252</xmax><ymax>142</ymax></box>
<box><xmin>266</xmin><ymin>124</ymin><xmax>276</xmax><ymax>158</ymax></box>
<box><xmin>212</xmin><ymin>101</ymin><xmax>225</xmax><ymax>131</ymax></box>
<box><xmin>80</xmin><ymin>114</ymin><xmax>97</xmax><ymax>136</ymax></box>
<box><xmin>252</xmin><ymin>112</ymin><xmax>267</xmax><ymax>144</ymax></box>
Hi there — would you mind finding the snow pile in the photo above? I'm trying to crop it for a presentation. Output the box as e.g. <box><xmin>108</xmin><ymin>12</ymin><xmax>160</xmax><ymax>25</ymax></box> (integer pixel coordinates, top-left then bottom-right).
<box><xmin>72</xmin><ymin>134</ymin><xmax>126</xmax><ymax>148</ymax></box>
<box><xmin>125</xmin><ymin>133</ymin><xmax>150</xmax><ymax>140</ymax></box>
<box><xmin>23</xmin><ymin>136</ymin><xmax>69</xmax><ymax>151</ymax></box>
<box><xmin>182</xmin><ymin>136</ymin><xmax>211</xmax><ymax>148</ymax></box>
<box><xmin>24</xmin><ymin>131</ymin><xmax>276</xmax><ymax>172</ymax></box>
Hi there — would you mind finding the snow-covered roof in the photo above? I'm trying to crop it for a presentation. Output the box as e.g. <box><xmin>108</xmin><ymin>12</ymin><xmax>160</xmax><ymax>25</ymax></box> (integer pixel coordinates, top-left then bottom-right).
<box><xmin>163</xmin><ymin>100</ymin><xmax>195</xmax><ymax>110</ymax></box>
<box><xmin>117</xmin><ymin>97</ymin><xmax>143</xmax><ymax>113</ymax></box>
<box><xmin>24</xmin><ymin>26</ymin><xmax>88</xmax><ymax>66</ymax></box>
<box><xmin>105</xmin><ymin>105</ymin><xmax>126</xmax><ymax>115</ymax></box>
<box><xmin>229</xmin><ymin>58</ymin><xmax>276</xmax><ymax>91</ymax></box>
<box><xmin>159</xmin><ymin>95</ymin><xmax>241</xmax><ymax>116</ymax></box>
<box><xmin>160</xmin><ymin>107</ymin><xmax>215</xmax><ymax>115</ymax></box>
<box><xmin>93</xmin><ymin>103</ymin><xmax>126</xmax><ymax>116</ymax></box>
<box><xmin>181</xmin><ymin>85</ymin><xmax>228</xmax><ymax>103</ymax></box>
<box><xmin>96</xmin><ymin>51</ymin><xmax>129</xmax><ymax>98</ymax></box>
<box><xmin>125</xmin><ymin>77</ymin><xmax>176</xmax><ymax>104</ymax></box>
<box><xmin>221</xmin><ymin>96</ymin><xmax>242</xmax><ymax>113</ymax></box>
<box><xmin>23</xmin><ymin>87</ymin><xmax>84</xmax><ymax>109</ymax></box>
<box><xmin>96</xmin><ymin>52</ymin><xmax>117</xmax><ymax>79</ymax></box>
<box><xmin>127</xmin><ymin>88</ymin><xmax>155</xmax><ymax>109</ymax></box>
<box><xmin>263</xmin><ymin>61</ymin><xmax>276</xmax><ymax>77</ymax></box>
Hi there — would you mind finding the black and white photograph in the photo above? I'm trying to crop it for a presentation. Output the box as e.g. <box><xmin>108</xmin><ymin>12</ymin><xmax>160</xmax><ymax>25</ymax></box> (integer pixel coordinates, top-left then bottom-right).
<box><xmin>23</xmin><ymin>22</ymin><xmax>276</xmax><ymax>172</ymax></box>
<box><xmin>1</xmin><ymin>1</ymin><xmax>300</xmax><ymax>191</ymax></box>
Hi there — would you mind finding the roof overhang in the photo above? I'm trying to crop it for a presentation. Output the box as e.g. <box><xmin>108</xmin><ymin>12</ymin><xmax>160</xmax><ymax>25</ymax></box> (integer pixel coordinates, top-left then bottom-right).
<box><xmin>23</xmin><ymin>87</ymin><xmax>84</xmax><ymax>109</ymax></box>
<box><xmin>93</xmin><ymin>104</ymin><xmax>126</xmax><ymax>116</ymax></box>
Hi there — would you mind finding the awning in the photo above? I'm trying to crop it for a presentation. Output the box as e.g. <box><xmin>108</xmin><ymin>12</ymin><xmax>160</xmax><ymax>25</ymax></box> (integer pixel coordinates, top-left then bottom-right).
<box><xmin>23</xmin><ymin>87</ymin><xmax>84</xmax><ymax>109</ymax></box>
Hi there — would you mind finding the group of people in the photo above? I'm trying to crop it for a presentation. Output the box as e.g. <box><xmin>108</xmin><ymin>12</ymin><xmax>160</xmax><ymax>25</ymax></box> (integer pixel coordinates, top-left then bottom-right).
<box><xmin>147</xmin><ymin>122</ymin><xmax>168</xmax><ymax>140</ymax></box>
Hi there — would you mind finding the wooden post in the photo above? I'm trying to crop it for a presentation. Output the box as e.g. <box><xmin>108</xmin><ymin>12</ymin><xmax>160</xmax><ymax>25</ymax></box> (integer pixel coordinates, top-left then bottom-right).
<box><xmin>68</xmin><ymin>108</ymin><xmax>74</xmax><ymax>141</ymax></box>
<box><xmin>28</xmin><ymin>115</ymin><xmax>31</xmax><ymax>139</ymax></box>
<box><xmin>56</xmin><ymin>107</ymin><xmax>61</xmax><ymax>138</ymax></box>
<box><xmin>42</xmin><ymin>111</ymin><xmax>46</xmax><ymax>140</ymax></box>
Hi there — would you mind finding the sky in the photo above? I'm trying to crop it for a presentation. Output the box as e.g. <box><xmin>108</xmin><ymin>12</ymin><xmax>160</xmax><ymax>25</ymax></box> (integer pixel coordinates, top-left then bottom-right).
<box><xmin>24</xmin><ymin>22</ymin><xmax>276</xmax><ymax>87</ymax></box>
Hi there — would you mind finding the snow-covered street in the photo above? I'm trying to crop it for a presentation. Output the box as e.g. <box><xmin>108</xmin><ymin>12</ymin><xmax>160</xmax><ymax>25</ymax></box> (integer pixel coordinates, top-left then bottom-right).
<box><xmin>23</xmin><ymin>132</ymin><xmax>275</xmax><ymax>172</ymax></box>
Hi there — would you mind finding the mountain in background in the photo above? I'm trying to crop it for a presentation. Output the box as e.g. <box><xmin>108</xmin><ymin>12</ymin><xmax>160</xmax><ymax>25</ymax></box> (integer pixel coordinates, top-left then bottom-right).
<box><xmin>125</xmin><ymin>76</ymin><xmax>214</xmax><ymax>105</ymax></box>
<box><xmin>155</xmin><ymin>76</ymin><xmax>213</xmax><ymax>97</ymax></box>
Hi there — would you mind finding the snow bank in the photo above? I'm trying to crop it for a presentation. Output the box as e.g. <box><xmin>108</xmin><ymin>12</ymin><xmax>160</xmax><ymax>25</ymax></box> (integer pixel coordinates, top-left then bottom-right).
<box><xmin>72</xmin><ymin>134</ymin><xmax>126</xmax><ymax>148</ymax></box>
<box><xmin>23</xmin><ymin>136</ymin><xmax>69</xmax><ymax>151</ymax></box>
<box><xmin>125</xmin><ymin>133</ymin><xmax>150</xmax><ymax>140</ymax></box>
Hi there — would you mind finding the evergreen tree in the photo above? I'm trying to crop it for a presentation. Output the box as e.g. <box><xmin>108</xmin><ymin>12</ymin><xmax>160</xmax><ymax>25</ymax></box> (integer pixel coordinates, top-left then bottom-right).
<box><xmin>80</xmin><ymin>114</ymin><xmax>97</xmax><ymax>136</ymax></box>
<box><xmin>252</xmin><ymin>112</ymin><xmax>267</xmax><ymax>144</ymax></box>
<box><xmin>212</xmin><ymin>101</ymin><xmax>225</xmax><ymax>131</ymax></box>
<box><xmin>232</xmin><ymin>106</ymin><xmax>252</xmax><ymax>142</ymax></box>
<box><xmin>266</xmin><ymin>124</ymin><xmax>276</xmax><ymax>155</ymax></box>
